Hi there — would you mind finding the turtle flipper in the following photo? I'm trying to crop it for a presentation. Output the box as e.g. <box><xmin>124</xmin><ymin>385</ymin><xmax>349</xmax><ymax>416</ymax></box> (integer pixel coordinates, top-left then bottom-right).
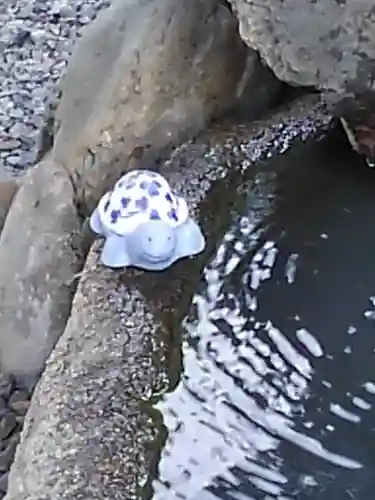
<box><xmin>89</xmin><ymin>208</ymin><xmax>105</xmax><ymax>236</ymax></box>
<box><xmin>175</xmin><ymin>217</ymin><xmax>206</xmax><ymax>259</ymax></box>
<box><xmin>100</xmin><ymin>234</ymin><xmax>131</xmax><ymax>268</ymax></box>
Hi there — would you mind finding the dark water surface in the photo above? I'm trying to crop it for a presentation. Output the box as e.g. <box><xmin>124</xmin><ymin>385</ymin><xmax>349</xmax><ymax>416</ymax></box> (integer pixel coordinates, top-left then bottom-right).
<box><xmin>150</xmin><ymin>132</ymin><xmax>375</xmax><ymax>499</ymax></box>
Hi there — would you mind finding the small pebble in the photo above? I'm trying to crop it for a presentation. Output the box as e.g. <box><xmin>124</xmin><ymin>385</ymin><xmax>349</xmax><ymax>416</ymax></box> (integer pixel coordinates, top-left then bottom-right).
<box><xmin>0</xmin><ymin>414</ymin><xmax>17</xmax><ymax>441</ymax></box>
<box><xmin>8</xmin><ymin>390</ymin><xmax>30</xmax><ymax>416</ymax></box>
<box><xmin>0</xmin><ymin>376</ymin><xmax>13</xmax><ymax>400</ymax></box>
<box><xmin>0</xmin><ymin>139</ymin><xmax>21</xmax><ymax>151</ymax></box>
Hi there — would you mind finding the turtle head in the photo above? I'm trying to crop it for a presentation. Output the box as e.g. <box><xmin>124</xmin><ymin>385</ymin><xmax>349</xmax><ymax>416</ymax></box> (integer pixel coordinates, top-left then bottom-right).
<box><xmin>128</xmin><ymin>220</ymin><xmax>177</xmax><ymax>270</ymax></box>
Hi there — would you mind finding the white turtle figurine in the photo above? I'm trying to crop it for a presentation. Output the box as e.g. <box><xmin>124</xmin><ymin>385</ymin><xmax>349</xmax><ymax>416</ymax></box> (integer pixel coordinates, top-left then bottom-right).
<box><xmin>89</xmin><ymin>169</ymin><xmax>206</xmax><ymax>271</ymax></box>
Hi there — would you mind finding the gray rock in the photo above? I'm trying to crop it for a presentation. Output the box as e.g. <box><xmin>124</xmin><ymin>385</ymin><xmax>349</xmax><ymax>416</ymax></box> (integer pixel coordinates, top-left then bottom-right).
<box><xmin>0</xmin><ymin>157</ymin><xmax>83</xmax><ymax>380</ymax></box>
<box><xmin>3</xmin><ymin>157</ymin><xmax>20</xmax><ymax>168</ymax></box>
<box><xmin>51</xmin><ymin>0</ymin><xmax>280</xmax><ymax>215</ymax></box>
<box><xmin>0</xmin><ymin>141</ymin><xmax>20</xmax><ymax>152</ymax></box>
<box><xmin>229</xmin><ymin>0</ymin><xmax>375</xmax><ymax>94</ymax></box>
<box><xmin>7</xmin><ymin>391</ymin><xmax>29</xmax><ymax>416</ymax></box>
<box><xmin>0</xmin><ymin>180</ymin><xmax>18</xmax><ymax>234</ymax></box>
<box><xmin>228</xmin><ymin>0</ymin><xmax>375</xmax><ymax>159</ymax></box>
<box><xmin>4</xmin><ymin>94</ymin><xmax>335</xmax><ymax>500</ymax></box>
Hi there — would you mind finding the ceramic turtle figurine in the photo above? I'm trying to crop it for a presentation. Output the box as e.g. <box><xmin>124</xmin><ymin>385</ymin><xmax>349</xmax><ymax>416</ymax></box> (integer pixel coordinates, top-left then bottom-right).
<box><xmin>89</xmin><ymin>169</ymin><xmax>206</xmax><ymax>271</ymax></box>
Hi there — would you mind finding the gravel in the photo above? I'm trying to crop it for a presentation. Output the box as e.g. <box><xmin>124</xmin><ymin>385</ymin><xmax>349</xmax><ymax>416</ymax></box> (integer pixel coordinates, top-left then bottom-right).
<box><xmin>0</xmin><ymin>373</ymin><xmax>31</xmax><ymax>496</ymax></box>
<box><xmin>0</xmin><ymin>0</ymin><xmax>111</xmax><ymax>175</ymax></box>
<box><xmin>0</xmin><ymin>1</ymin><xmax>111</xmax><ymax>495</ymax></box>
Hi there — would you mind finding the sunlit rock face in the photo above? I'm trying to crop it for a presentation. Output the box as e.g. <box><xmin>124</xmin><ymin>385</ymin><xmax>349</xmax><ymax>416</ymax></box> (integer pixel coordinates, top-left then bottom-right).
<box><xmin>152</xmin><ymin>132</ymin><xmax>375</xmax><ymax>499</ymax></box>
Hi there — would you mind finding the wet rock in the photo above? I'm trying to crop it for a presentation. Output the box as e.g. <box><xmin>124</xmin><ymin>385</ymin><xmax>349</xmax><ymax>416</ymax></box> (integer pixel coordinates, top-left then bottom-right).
<box><xmin>332</xmin><ymin>90</ymin><xmax>375</xmax><ymax>164</ymax></box>
<box><xmin>49</xmin><ymin>0</ymin><xmax>280</xmax><ymax>215</ymax></box>
<box><xmin>4</xmin><ymin>94</ymin><xmax>335</xmax><ymax>500</ymax></box>
<box><xmin>0</xmin><ymin>158</ymin><xmax>83</xmax><ymax>380</ymax></box>
<box><xmin>228</xmin><ymin>0</ymin><xmax>375</xmax><ymax>160</ymax></box>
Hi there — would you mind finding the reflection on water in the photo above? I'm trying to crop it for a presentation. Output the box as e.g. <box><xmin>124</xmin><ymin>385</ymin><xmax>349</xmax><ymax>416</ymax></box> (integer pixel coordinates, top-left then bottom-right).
<box><xmin>152</xmin><ymin>136</ymin><xmax>375</xmax><ymax>499</ymax></box>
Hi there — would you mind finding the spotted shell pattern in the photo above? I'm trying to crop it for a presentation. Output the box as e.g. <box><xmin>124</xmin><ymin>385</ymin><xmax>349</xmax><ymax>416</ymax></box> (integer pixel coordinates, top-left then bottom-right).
<box><xmin>98</xmin><ymin>170</ymin><xmax>189</xmax><ymax>235</ymax></box>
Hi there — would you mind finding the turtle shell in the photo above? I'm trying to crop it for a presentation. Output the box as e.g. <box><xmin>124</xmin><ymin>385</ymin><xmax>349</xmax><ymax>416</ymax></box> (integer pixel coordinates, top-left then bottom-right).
<box><xmin>97</xmin><ymin>169</ymin><xmax>189</xmax><ymax>236</ymax></box>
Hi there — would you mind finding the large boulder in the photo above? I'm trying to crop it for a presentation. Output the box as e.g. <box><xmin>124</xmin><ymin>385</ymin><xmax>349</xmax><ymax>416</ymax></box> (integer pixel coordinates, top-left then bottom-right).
<box><xmin>228</xmin><ymin>0</ymin><xmax>375</xmax><ymax>159</ymax></box>
<box><xmin>47</xmin><ymin>0</ymin><xmax>281</xmax><ymax>215</ymax></box>
<box><xmin>229</xmin><ymin>0</ymin><xmax>375</xmax><ymax>93</ymax></box>
<box><xmin>4</xmin><ymin>94</ymin><xmax>335</xmax><ymax>500</ymax></box>
<box><xmin>0</xmin><ymin>158</ymin><xmax>83</xmax><ymax>381</ymax></box>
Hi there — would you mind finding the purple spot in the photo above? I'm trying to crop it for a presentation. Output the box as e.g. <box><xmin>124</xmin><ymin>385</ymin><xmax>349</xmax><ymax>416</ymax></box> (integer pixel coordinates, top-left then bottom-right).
<box><xmin>165</xmin><ymin>192</ymin><xmax>173</xmax><ymax>203</ymax></box>
<box><xmin>121</xmin><ymin>197</ymin><xmax>130</xmax><ymax>208</ymax></box>
<box><xmin>126</xmin><ymin>180</ymin><xmax>137</xmax><ymax>188</ymax></box>
<box><xmin>135</xmin><ymin>196</ymin><xmax>149</xmax><ymax>211</ymax></box>
<box><xmin>139</xmin><ymin>180</ymin><xmax>149</xmax><ymax>190</ymax></box>
<box><xmin>168</xmin><ymin>208</ymin><xmax>178</xmax><ymax>222</ymax></box>
<box><xmin>110</xmin><ymin>209</ymin><xmax>121</xmax><ymax>223</ymax></box>
<box><xmin>150</xmin><ymin>209</ymin><xmax>160</xmax><ymax>220</ymax></box>
<box><xmin>148</xmin><ymin>180</ymin><xmax>162</xmax><ymax>196</ymax></box>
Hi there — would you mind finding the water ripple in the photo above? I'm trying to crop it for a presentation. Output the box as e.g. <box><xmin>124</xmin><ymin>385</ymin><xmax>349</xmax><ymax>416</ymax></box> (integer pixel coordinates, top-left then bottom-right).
<box><xmin>152</xmin><ymin>141</ymin><xmax>375</xmax><ymax>499</ymax></box>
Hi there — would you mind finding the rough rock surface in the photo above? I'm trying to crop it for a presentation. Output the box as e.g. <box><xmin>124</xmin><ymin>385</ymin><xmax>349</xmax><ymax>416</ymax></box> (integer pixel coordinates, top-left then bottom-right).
<box><xmin>229</xmin><ymin>0</ymin><xmax>375</xmax><ymax>94</ymax></box>
<box><xmin>4</xmin><ymin>94</ymin><xmax>336</xmax><ymax>500</ymax></box>
<box><xmin>228</xmin><ymin>0</ymin><xmax>375</xmax><ymax>159</ymax></box>
<box><xmin>46</xmin><ymin>0</ymin><xmax>281</xmax><ymax>216</ymax></box>
<box><xmin>0</xmin><ymin>158</ymin><xmax>83</xmax><ymax>380</ymax></box>
<box><xmin>0</xmin><ymin>179</ymin><xmax>18</xmax><ymax>234</ymax></box>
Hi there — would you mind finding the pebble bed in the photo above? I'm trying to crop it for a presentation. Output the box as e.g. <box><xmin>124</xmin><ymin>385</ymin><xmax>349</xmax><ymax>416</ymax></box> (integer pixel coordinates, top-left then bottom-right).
<box><xmin>0</xmin><ymin>0</ymin><xmax>110</xmax><ymax>174</ymax></box>
<box><xmin>0</xmin><ymin>0</ymin><xmax>110</xmax><ymax>495</ymax></box>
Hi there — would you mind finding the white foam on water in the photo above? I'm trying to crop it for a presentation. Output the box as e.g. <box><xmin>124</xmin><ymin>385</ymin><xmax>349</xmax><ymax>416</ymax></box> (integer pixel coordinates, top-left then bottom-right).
<box><xmin>285</xmin><ymin>253</ymin><xmax>299</xmax><ymax>284</ymax></box>
<box><xmin>352</xmin><ymin>396</ymin><xmax>372</xmax><ymax>411</ymax></box>
<box><xmin>363</xmin><ymin>381</ymin><xmax>375</xmax><ymax>394</ymax></box>
<box><xmin>329</xmin><ymin>403</ymin><xmax>361</xmax><ymax>424</ymax></box>
<box><xmin>295</xmin><ymin>328</ymin><xmax>324</xmax><ymax>358</ymax></box>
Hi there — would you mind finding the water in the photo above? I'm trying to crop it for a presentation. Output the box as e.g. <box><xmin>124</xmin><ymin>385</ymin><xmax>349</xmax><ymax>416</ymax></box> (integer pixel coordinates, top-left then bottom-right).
<box><xmin>149</xmin><ymin>133</ymin><xmax>375</xmax><ymax>499</ymax></box>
